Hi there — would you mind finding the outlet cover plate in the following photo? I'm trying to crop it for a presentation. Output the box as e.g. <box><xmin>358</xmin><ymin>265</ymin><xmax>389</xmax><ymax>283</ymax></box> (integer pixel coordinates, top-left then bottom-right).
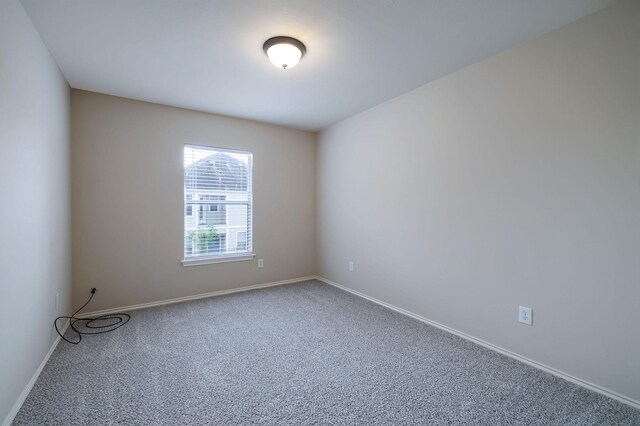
<box><xmin>519</xmin><ymin>306</ymin><xmax>533</xmax><ymax>325</ymax></box>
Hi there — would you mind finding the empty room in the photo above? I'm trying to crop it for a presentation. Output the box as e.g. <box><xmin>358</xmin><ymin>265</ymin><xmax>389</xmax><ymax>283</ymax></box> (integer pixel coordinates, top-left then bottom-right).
<box><xmin>1</xmin><ymin>0</ymin><xmax>639</xmax><ymax>424</ymax></box>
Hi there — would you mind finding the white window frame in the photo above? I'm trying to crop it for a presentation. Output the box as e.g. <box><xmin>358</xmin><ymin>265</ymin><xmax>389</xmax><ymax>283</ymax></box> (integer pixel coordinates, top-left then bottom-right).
<box><xmin>181</xmin><ymin>145</ymin><xmax>255</xmax><ymax>266</ymax></box>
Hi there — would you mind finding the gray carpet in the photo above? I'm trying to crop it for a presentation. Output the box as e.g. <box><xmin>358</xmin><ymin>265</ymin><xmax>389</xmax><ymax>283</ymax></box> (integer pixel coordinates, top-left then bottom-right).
<box><xmin>14</xmin><ymin>280</ymin><xmax>640</xmax><ymax>425</ymax></box>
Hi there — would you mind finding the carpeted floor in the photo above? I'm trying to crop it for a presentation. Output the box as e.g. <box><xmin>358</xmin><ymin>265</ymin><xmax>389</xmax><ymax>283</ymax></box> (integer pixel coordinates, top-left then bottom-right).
<box><xmin>14</xmin><ymin>279</ymin><xmax>640</xmax><ymax>425</ymax></box>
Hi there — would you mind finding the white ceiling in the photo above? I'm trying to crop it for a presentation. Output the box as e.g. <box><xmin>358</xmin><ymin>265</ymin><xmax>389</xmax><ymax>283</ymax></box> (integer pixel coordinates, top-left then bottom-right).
<box><xmin>21</xmin><ymin>0</ymin><xmax>615</xmax><ymax>131</ymax></box>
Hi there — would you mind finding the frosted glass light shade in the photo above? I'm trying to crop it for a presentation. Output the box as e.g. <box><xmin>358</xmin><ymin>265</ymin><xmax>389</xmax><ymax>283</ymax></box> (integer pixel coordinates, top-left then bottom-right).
<box><xmin>263</xmin><ymin>36</ymin><xmax>306</xmax><ymax>70</ymax></box>
<box><xmin>266</xmin><ymin>44</ymin><xmax>302</xmax><ymax>69</ymax></box>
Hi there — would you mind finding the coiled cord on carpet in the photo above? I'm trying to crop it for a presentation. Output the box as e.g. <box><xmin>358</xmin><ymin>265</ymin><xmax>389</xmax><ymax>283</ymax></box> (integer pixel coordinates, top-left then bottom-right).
<box><xmin>54</xmin><ymin>288</ymin><xmax>130</xmax><ymax>344</ymax></box>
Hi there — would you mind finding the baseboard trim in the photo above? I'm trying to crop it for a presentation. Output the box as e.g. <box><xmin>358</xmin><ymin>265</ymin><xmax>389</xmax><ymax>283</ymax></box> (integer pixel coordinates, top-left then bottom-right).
<box><xmin>315</xmin><ymin>276</ymin><xmax>640</xmax><ymax>411</ymax></box>
<box><xmin>2</xmin><ymin>320</ymin><xmax>69</xmax><ymax>426</ymax></box>
<box><xmin>6</xmin><ymin>276</ymin><xmax>636</xmax><ymax>424</ymax></box>
<box><xmin>77</xmin><ymin>276</ymin><xmax>317</xmax><ymax>318</ymax></box>
<box><xmin>3</xmin><ymin>276</ymin><xmax>313</xmax><ymax>425</ymax></box>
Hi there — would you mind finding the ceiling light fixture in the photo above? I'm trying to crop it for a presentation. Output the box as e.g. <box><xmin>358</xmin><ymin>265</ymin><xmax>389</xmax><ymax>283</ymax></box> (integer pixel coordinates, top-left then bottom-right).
<box><xmin>263</xmin><ymin>36</ymin><xmax>306</xmax><ymax>70</ymax></box>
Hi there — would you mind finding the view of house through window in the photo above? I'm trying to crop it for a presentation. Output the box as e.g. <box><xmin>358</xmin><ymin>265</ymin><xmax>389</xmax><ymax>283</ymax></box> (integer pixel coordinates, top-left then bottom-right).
<box><xmin>184</xmin><ymin>145</ymin><xmax>252</xmax><ymax>260</ymax></box>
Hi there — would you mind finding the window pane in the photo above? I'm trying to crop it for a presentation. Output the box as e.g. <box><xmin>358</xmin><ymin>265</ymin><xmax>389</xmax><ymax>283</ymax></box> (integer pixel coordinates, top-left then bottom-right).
<box><xmin>184</xmin><ymin>145</ymin><xmax>252</xmax><ymax>259</ymax></box>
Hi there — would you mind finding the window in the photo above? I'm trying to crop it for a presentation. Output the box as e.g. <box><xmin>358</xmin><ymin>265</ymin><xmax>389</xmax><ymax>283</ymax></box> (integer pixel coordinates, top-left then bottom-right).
<box><xmin>198</xmin><ymin>204</ymin><xmax>205</xmax><ymax>224</ymax></box>
<box><xmin>236</xmin><ymin>231</ymin><xmax>247</xmax><ymax>251</ymax></box>
<box><xmin>211</xmin><ymin>233</ymin><xmax>226</xmax><ymax>253</ymax></box>
<box><xmin>199</xmin><ymin>195</ymin><xmax>226</xmax><ymax>224</ymax></box>
<box><xmin>183</xmin><ymin>145</ymin><xmax>253</xmax><ymax>265</ymax></box>
<box><xmin>185</xmin><ymin>194</ymin><xmax>193</xmax><ymax>216</ymax></box>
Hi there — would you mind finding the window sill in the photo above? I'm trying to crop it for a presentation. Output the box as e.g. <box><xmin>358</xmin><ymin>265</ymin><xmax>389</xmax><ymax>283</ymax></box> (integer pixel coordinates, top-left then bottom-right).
<box><xmin>181</xmin><ymin>253</ymin><xmax>255</xmax><ymax>267</ymax></box>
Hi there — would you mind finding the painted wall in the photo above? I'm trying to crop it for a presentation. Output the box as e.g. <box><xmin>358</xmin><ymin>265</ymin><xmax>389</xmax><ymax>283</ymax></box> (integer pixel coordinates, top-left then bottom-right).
<box><xmin>71</xmin><ymin>90</ymin><xmax>316</xmax><ymax>312</ymax></box>
<box><xmin>318</xmin><ymin>0</ymin><xmax>640</xmax><ymax>403</ymax></box>
<box><xmin>0</xmin><ymin>0</ymin><xmax>71</xmax><ymax>422</ymax></box>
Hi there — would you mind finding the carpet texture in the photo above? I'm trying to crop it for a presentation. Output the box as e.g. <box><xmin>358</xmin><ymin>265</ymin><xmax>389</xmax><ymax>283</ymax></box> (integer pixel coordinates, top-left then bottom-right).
<box><xmin>14</xmin><ymin>280</ymin><xmax>640</xmax><ymax>425</ymax></box>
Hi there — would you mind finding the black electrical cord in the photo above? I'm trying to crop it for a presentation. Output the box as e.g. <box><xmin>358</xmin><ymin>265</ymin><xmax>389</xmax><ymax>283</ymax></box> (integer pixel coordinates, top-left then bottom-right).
<box><xmin>54</xmin><ymin>288</ymin><xmax>130</xmax><ymax>344</ymax></box>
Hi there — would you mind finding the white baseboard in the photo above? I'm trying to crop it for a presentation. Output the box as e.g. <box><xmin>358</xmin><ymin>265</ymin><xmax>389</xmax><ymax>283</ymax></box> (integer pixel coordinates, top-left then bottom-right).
<box><xmin>6</xmin><ymin>275</ymin><xmax>636</xmax><ymax>425</ymax></box>
<box><xmin>77</xmin><ymin>276</ymin><xmax>317</xmax><ymax>318</ymax></box>
<box><xmin>3</xmin><ymin>277</ymin><xmax>314</xmax><ymax>425</ymax></box>
<box><xmin>2</xmin><ymin>320</ymin><xmax>69</xmax><ymax>426</ymax></box>
<box><xmin>315</xmin><ymin>276</ymin><xmax>640</xmax><ymax>411</ymax></box>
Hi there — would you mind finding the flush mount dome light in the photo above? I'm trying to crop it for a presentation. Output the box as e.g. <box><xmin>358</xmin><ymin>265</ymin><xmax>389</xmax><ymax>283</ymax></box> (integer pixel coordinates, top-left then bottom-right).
<box><xmin>263</xmin><ymin>36</ymin><xmax>306</xmax><ymax>70</ymax></box>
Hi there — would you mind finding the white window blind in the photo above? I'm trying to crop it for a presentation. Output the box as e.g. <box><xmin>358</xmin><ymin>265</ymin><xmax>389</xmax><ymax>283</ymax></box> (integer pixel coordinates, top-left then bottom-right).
<box><xmin>183</xmin><ymin>145</ymin><xmax>253</xmax><ymax>262</ymax></box>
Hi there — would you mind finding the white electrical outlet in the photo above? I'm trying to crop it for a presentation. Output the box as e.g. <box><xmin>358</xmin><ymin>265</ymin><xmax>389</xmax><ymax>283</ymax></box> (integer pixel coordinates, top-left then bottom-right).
<box><xmin>257</xmin><ymin>259</ymin><xmax>264</xmax><ymax>268</ymax></box>
<box><xmin>55</xmin><ymin>293</ymin><xmax>59</xmax><ymax>313</ymax></box>
<box><xmin>348</xmin><ymin>261</ymin><xmax>354</xmax><ymax>272</ymax></box>
<box><xmin>519</xmin><ymin>306</ymin><xmax>532</xmax><ymax>325</ymax></box>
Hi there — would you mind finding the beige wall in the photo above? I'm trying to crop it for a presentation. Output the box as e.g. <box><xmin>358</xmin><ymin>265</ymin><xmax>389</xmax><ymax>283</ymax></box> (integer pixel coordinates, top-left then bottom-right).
<box><xmin>71</xmin><ymin>90</ymin><xmax>316</xmax><ymax>312</ymax></box>
<box><xmin>0</xmin><ymin>0</ymin><xmax>71</xmax><ymax>422</ymax></box>
<box><xmin>318</xmin><ymin>0</ymin><xmax>640</xmax><ymax>404</ymax></box>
